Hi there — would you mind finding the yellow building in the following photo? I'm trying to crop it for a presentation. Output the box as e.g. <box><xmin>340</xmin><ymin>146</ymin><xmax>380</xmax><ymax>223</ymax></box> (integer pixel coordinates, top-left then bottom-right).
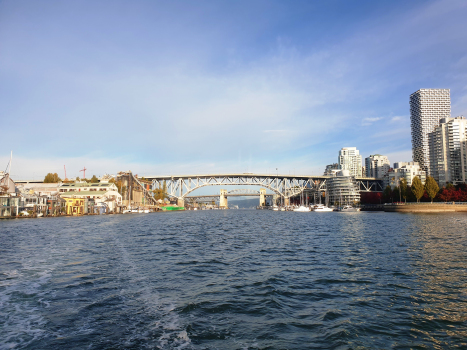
<box><xmin>64</xmin><ymin>198</ymin><xmax>85</xmax><ymax>215</ymax></box>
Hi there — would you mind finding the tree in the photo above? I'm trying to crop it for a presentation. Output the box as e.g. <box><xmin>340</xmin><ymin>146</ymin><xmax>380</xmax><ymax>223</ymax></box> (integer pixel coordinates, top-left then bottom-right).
<box><xmin>411</xmin><ymin>176</ymin><xmax>425</xmax><ymax>203</ymax></box>
<box><xmin>383</xmin><ymin>185</ymin><xmax>392</xmax><ymax>203</ymax></box>
<box><xmin>393</xmin><ymin>187</ymin><xmax>400</xmax><ymax>202</ymax></box>
<box><xmin>424</xmin><ymin>176</ymin><xmax>439</xmax><ymax>203</ymax></box>
<box><xmin>44</xmin><ymin>173</ymin><xmax>61</xmax><ymax>183</ymax></box>
<box><xmin>400</xmin><ymin>178</ymin><xmax>408</xmax><ymax>203</ymax></box>
<box><xmin>90</xmin><ymin>175</ymin><xmax>99</xmax><ymax>183</ymax></box>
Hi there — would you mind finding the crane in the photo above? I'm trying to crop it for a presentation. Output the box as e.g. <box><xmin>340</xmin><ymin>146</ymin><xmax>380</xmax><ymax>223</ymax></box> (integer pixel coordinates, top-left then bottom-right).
<box><xmin>79</xmin><ymin>167</ymin><xmax>87</xmax><ymax>179</ymax></box>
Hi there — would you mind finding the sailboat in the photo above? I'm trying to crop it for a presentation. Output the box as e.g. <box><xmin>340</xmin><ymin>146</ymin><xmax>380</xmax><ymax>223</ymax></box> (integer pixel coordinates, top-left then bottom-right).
<box><xmin>294</xmin><ymin>190</ymin><xmax>310</xmax><ymax>212</ymax></box>
<box><xmin>313</xmin><ymin>189</ymin><xmax>332</xmax><ymax>212</ymax></box>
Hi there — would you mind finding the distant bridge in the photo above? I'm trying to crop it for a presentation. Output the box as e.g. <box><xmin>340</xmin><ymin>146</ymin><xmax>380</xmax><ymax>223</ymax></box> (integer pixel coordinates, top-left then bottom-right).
<box><xmin>143</xmin><ymin>173</ymin><xmax>383</xmax><ymax>206</ymax></box>
<box><xmin>185</xmin><ymin>189</ymin><xmax>273</xmax><ymax>201</ymax></box>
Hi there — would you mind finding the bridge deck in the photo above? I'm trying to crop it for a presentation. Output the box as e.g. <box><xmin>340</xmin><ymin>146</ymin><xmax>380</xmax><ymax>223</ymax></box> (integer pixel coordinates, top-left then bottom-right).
<box><xmin>143</xmin><ymin>173</ymin><xmax>380</xmax><ymax>181</ymax></box>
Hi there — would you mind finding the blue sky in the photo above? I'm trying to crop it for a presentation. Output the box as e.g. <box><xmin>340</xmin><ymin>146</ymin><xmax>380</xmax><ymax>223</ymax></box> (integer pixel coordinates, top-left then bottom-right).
<box><xmin>1</xmin><ymin>0</ymin><xmax>467</xmax><ymax>180</ymax></box>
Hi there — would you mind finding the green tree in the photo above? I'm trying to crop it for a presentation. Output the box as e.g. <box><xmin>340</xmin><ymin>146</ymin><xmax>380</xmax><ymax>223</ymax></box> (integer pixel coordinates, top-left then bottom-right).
<box><xmin>400</xmin><ymin>178</ymin><xmax>408</xmax><ymax>203</ymax></box>
<box><xmin>90</xmin><ymin>175</ymin><xmax>99</xmax><ymax>183</ymax></box>
<box><xmin>153</xmin><ymin>181</ymin><xmax>168</xmax><ymax>201</ymax></box>
<box><xmin>383</xmin><ymin>185</ymin><xmax>392</xmax><ymax>203</ymax></box>
<box><xmin>393</xmin><ymin>187</ymin><xmax>400</xmax><ymax>202</ymax></box>
<box><xmin>425</xmin><ymin>176</ymin><xmax>439</xmax><ymax>203</ymax></box>
<box><xmin>411</xmin><ymin>176</ymin><xmax>425</xmax><ymax>203</ymax></box>
<box><xmin>43</xmin><ymin>173</ymin><xmax>62</xmax><ymax>183</ymax></box>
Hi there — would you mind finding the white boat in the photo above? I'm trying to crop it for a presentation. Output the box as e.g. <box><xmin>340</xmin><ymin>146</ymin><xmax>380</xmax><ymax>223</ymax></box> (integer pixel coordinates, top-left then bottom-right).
<box><xmin>313</xmin><ymin>204</ymin><xmax>333</xmax><ymax>212</ymax></box>
<box><xmin>340</xmin><ymin>205</ymin><xmax>361</xmax><ymax>212</ymax></box>
<box><xmin>293</xmin><ymin>205</ymin><xmax>311</xmax><ymax>212</ymax></box>
<box><xmin>272</xmin><ymin>206</ymin><xmax>279</xmax><ymax>211</ymax></box>
<box><xmin>281</xmin><ymin>207</ymin><xmax>286</xmax><ymax>211</ymax></box>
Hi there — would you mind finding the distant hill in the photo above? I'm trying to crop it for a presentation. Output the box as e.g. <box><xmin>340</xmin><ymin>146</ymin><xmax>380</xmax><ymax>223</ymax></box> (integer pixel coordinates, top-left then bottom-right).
<box><xmin>228</xmin><ymin>198</ymin><xmax>260</xmax><ymax>208</ymax></box>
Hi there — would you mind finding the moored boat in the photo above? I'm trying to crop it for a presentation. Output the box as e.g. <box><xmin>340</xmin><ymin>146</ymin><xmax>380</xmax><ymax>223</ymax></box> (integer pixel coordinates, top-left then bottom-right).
<box><xmin>313</xmin><ymin>204</ymin><xmax>333</xmax><ymax>212</ymax></box>
<box><xmin>293</xmin><ymin>205</ymin><xmax>311</xmax><ymax>212</ymax></box>
<box><xmin>340</xmin><ymin>205</ymin><xmax>361</xmax><ymax>212</ymax></box>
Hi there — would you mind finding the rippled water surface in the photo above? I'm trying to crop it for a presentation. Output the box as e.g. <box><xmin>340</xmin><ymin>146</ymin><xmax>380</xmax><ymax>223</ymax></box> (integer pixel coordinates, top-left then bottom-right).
<box><xmin>1</xmin><ymin>210</ymin><xmax>467</xmax><ymax>349</ymax></box>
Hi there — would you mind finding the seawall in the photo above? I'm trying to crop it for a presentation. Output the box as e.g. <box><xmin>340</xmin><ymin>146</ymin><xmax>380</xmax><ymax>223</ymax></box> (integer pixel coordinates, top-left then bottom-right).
<box><xmin>384</xmin><ymin>203</ymin><xmax>467</xmax><ymax>213</ymax></box>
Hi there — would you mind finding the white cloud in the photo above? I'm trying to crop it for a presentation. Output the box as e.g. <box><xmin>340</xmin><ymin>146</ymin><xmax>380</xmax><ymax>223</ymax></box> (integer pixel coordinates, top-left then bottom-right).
<box><xmin>362</xmin><ymin>117</ymin><xmax>384</xmax><ymax>126</ymax></box>
<box><xmin>390</xmin><ymin>116</ymin><xmax>405</xmax><ymax>122</ymax></box>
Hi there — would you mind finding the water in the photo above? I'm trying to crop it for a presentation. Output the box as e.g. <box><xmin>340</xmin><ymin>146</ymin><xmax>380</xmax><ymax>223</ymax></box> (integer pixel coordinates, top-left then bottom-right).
<box><xmin>1</xmin><ymin>210</ymin><xmax>466</xmax><ymax>349</ymax></box>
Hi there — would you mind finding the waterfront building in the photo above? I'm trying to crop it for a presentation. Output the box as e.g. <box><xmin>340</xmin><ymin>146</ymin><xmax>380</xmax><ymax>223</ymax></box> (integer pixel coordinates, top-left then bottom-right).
<box><xmin>326</xmin><ymin>169</ymin><xmax>360</xmax><ymax>205</ymax></box>
<box><xmin>63</xmin><ymin>198</ymin><xmax>86</xmax><ymax>215</ymax></box>
<box><xmin>410</xmin><ymin>89</ymin><xmax>451</xmax><ymax>175</ymax></box>
<box><xmin>59</xmin><ymin>182</ymin><xmax>122</xmax><ymax>211</ymax></box>
<box><xmin>16</xmin><ymin>182</ymin><xmax>60</xmax><ymax>197</ymax></box>
<box><xmin>338</xmin><ymin>147</ymin><xmax>363</xmax><ymax>177</ymax></box>
<box><xmin>384</xmin><ymin>162</ymin><xmax>426</xmax><ymax>189</ymax></box>
<box><xmin>324</xmin><ymin>163</ymin><xmax>339</xmax><ymax>176</ymax></box>
<box><xmin>365</xmin><ymin>154</ymin><xmax>390</xmax><ymax>178</ymax></box>
<box><xmin>429</xmin><ymin>116</ymin><xmax>467</xmax><ymax>187</ymax></box>
<box><xmin>0</xmin><ymin>171</ymin><xmax>16</xmax><ymax>195</ymax></box>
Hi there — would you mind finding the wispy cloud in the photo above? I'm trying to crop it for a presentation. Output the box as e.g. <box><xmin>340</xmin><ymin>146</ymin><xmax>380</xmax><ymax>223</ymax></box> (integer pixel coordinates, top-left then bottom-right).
<box><xmin>390</xmin><ymin>116</ymin><xmax>405</xmax><ymax>122</ymax></box>
<box><xmin>362</xmin><ymin>117</ymin><xmax>383</xmax><ymax>126</ymax></box>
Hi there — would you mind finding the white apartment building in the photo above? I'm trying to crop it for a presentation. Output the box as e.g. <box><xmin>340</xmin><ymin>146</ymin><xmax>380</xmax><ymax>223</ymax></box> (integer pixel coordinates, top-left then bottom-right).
<box><xmin>338</xmin><ymin>147</ymin><xmax>362</xmax><ymax>177</ymax></box>
<box><xmin>384</xmin><ymin>162</ymin><xmax>426</xmax><ymax>189</ymax></box>
<box><xmin>365</xmin><ymin>154</ymin><xmax>390</xmax><ymax>178</ymax></box>
<box><xmin>429</xmin><ymin>116</ymin><xmax>467</xmax><ymax>186</ymax></box>
<box><xmin>410</xmin><ymin>89</ymin><xmax>451</xmax><ymax>175</ymax></box>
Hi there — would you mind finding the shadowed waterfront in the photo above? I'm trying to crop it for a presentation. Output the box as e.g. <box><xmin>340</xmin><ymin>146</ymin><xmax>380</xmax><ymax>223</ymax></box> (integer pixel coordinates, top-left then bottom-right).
<box><xmin>1</xmin><ymin>210</ymin><xmax>466</xmax><ymax>349</ymax></box>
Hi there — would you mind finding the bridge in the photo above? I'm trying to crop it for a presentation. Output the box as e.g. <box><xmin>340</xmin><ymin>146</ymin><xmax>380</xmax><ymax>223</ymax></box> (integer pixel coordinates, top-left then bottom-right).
<box><xmin>143</xmin><ymin>173</ymin><xmax>383</xmax><ymax>207</ymax></box>
<box><xmin>185</xmin><ymin>189</ymin><xmax>273</xmax><ymax>208</ymax></box>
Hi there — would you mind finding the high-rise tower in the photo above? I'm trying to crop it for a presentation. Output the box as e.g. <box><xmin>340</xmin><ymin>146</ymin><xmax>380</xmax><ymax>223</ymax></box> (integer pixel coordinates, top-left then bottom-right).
<box><xmin>338</xmin><ymin>147</ymin><xmax>362</xmax><ymax>177</ymax></box>
<box><xmin>410</xmin><ymin>89</ymin><xmax>450</xmax><ymax>174</ymax></box>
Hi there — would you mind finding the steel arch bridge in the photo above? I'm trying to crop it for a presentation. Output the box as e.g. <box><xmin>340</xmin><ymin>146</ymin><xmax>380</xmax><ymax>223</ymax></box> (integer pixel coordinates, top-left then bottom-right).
<box><xmin>145</xmin><ymin>173</ymin><xmax>383</xmax><ymax>204</ymax></box>
<box><xmin>185</xmin><ymin>188</ymin><xmax>273</xmax><ymax>201</ymax></box>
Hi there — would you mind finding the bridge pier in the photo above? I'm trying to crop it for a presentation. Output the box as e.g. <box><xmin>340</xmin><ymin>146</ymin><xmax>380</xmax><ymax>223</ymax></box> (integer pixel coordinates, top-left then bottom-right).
<box><xmin>177</xmin><ymin>197</ymin><xmax>185</xmax><ymax>208</ymax></box>
<box><xmin>219</xmin><ymin>189</ymin><xmax>228</xmax><ymax>208</ymax></box>
<box><xmin>284</xmin><ymin>197</ymin><xmax>290</xmax><ymax>206</ymax></box>
<box><xmin>259</xmin><ymin>188</ymin><xmax>266</xmax><ymax>206</ymax></box>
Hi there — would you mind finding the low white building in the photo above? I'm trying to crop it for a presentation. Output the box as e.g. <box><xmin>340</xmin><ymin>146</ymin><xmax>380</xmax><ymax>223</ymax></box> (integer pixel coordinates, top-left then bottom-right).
<box><xmin>16</xmin><ymin>182</ymin><xmax>61</xmax><ymax>197</ymax></box>
<box><xmin>59</xmin><ymin>182</ymin><xmax>122</xmax><ymax>211</ymax></box>
<box><xmin>384</xmin><ymin>162</ymin><xmax>426</xmax><ymax>189</ymax></box>
<box><xmin>326</xmin><ymin>169</ymin><xmax>361</xmax><ymax>205</ymax></box>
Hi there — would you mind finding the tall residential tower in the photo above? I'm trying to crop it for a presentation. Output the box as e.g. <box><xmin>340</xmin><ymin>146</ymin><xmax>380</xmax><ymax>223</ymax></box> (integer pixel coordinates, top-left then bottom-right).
<box><xmin>410</xmin><ymin>89</ymin><xmax>451</xmax><ymax>175</ymax></box>
<box><xmin>338</xmin><ymin>147</ymin><xmax>362</xmax><ymax>177</ymax></box>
